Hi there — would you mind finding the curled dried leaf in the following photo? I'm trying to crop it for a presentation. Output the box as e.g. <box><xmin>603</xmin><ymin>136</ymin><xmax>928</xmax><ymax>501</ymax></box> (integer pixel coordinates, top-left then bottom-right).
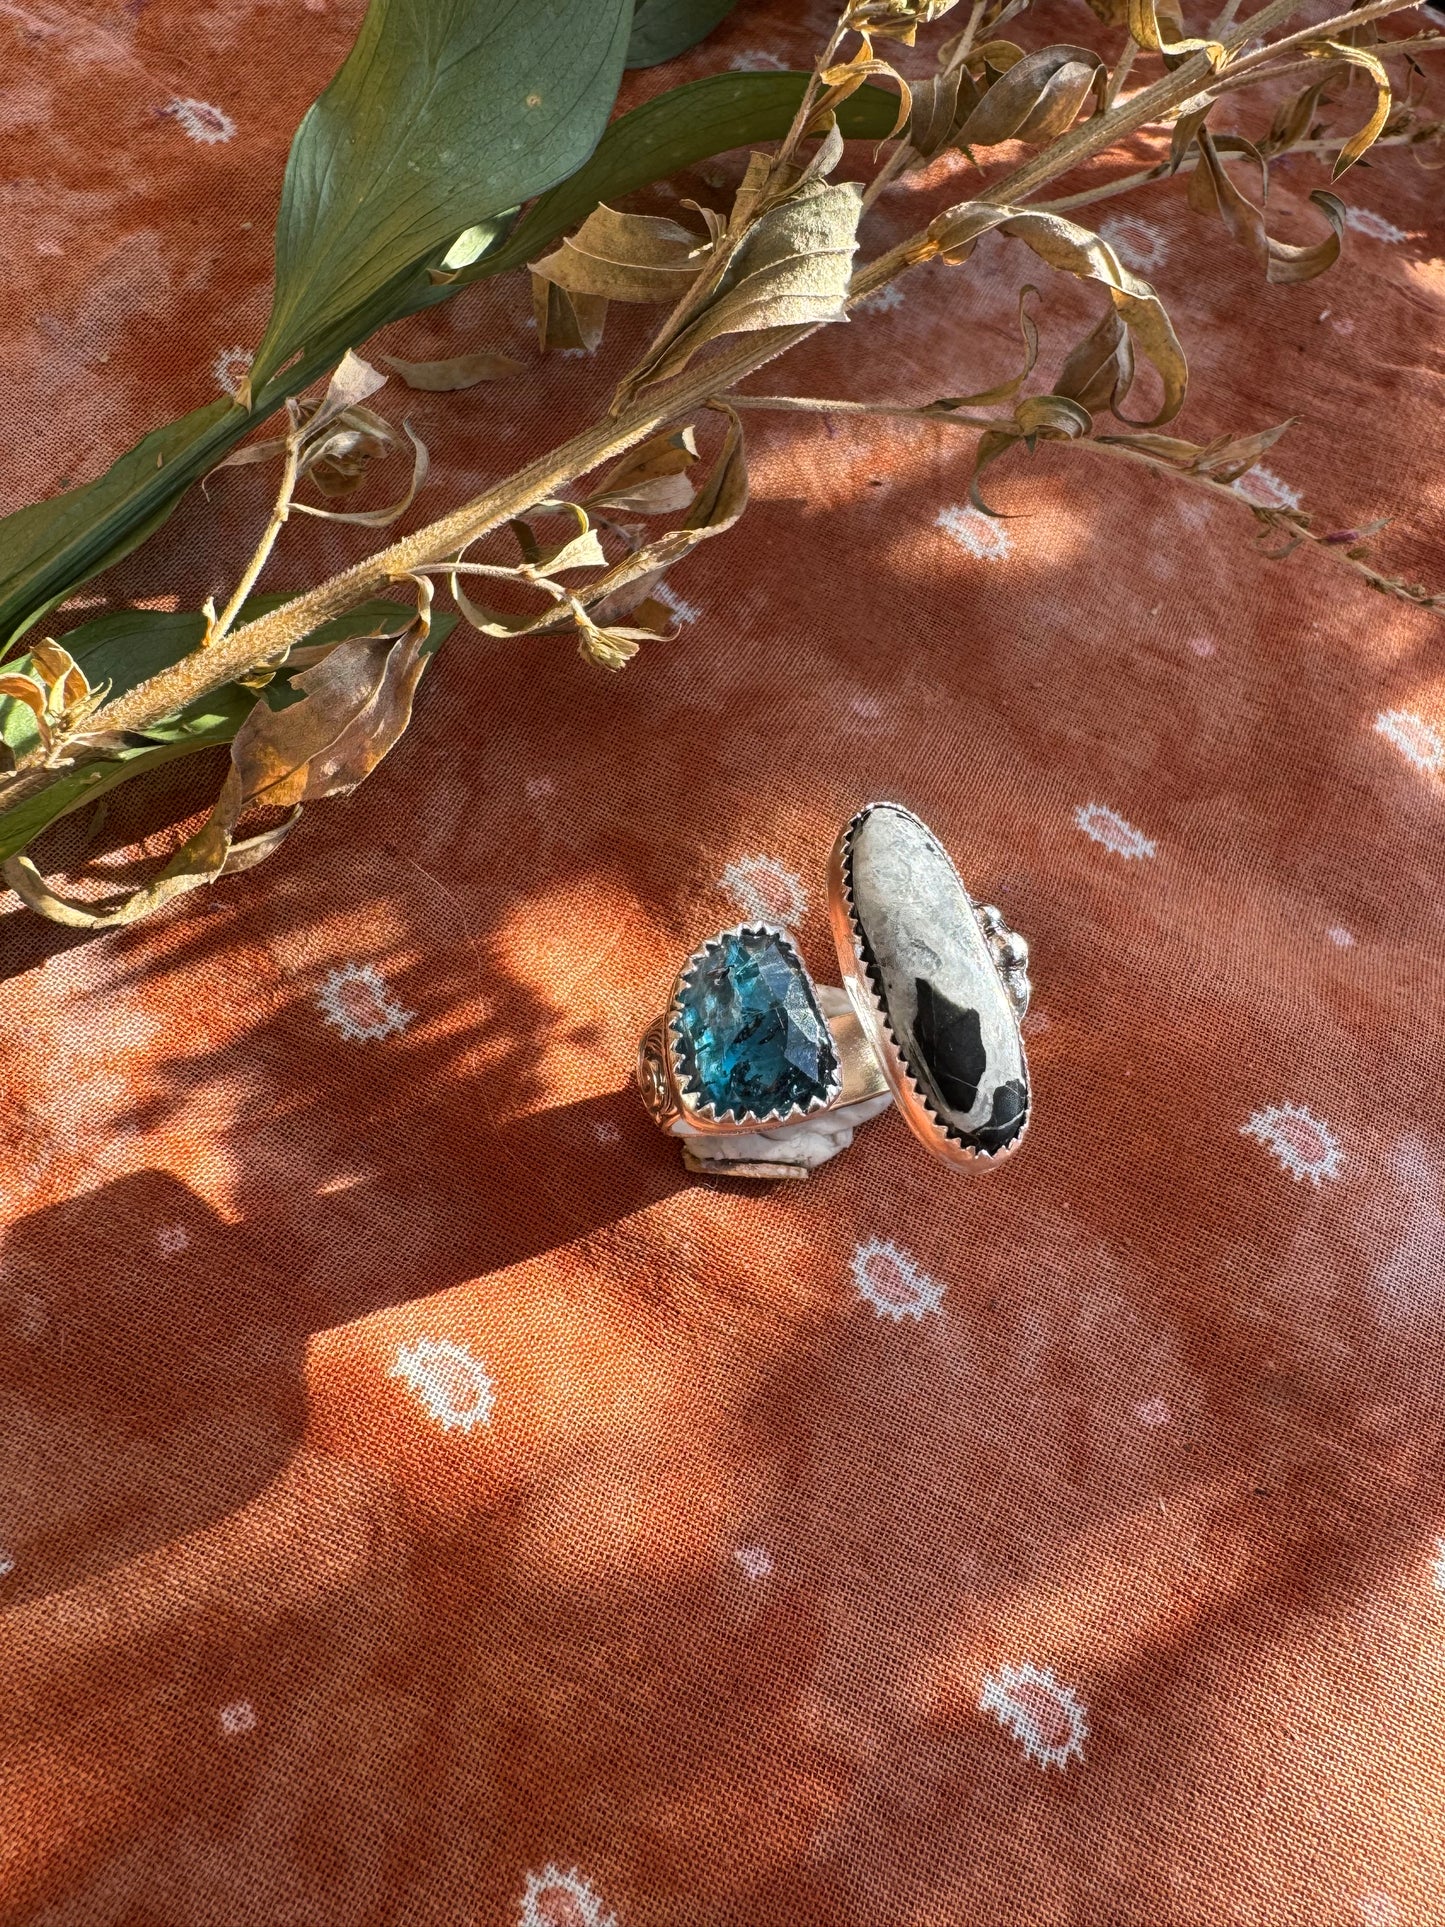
<box><xmin>291</xmin><ymin>423</ymin><xmax>430</xmax><ymax>527</ymax></box>
<box><xmin>970</xmin><ymin>392</ymin><xmax>1092</xmax><ymax>510</ymax></box>
<box><xmin>928</xmin><ymin>202</ymin><xmax>1187</xmax><ymax>424</ymax></box>
<box><xmin>1188</xmin><ymin>130</ymin><xmax>1347</xmax><ymax>283</ymax></box>
<box><xmin>626</xmin><ymin>175</ymin><xmax>864</xmax><ymax>396</ymax></box>
<box><xmin>447</xmin><ymin>407</ymin><xmax>748</xmax><ymax>660</ymax></box>
<box><xmin>1056</xmin><ymin>305</ymin><xmax>1136</xmax><ymax>416</ymax></box>
<box><xmin>583</xmin><ymin>424</ymin><xmax>701</xmax><ymax>516</ymax></box>
<box><xmin>954</xmin><ymin>45</ymin><xmax>1105</xmax><ymax>149</ymax></box>
<box><xmin>819</xmin><ymin>37</ymin><xmax>912</xmax><ymax>140</ymax></box>
<box><xmin>379</xmin><ymin>352</ymin><xmax>527</xmax><ymax>391</ymax></box>
<box><xmin>0</xmin><ymin>588</ymin><xmax>441</xmax><ymax>927</ymax></box>
<box><xmin>935</xmin><ymin>284</ymin><xmax>1041</xmax><ymax>409</ymax></box>
<box><xmin>1127</xmin><ymin>0</ymin><xmax>1224</xmax><ymax>69</ymax></box>
<box><xmin>302</xmin><ymin>404</ymin><xmax>406</xmax><ymax>499</ymax></box>
<box><xmin>1262</xmin><ymin>78</ymin><xmax>1332</xmax><ymax>159</ymax></box>
<box><xmin>908</xmin><ymin>68</ymin><xmax>981</xmax><ymax>158</ymax></box>
<box><xmin>1301</xmin><ymin>40</ymin><xmax>1392</xmax><ymax>176</ymax></box>
<box><xmin>532</xmin><ymin>277</ymin><xmax>609</xmax><ymax>354</ymax></box>
<box><xmin>531</xmin><ymin>204</ymin><xmax>717</xmax><ymax>306</ymax></box>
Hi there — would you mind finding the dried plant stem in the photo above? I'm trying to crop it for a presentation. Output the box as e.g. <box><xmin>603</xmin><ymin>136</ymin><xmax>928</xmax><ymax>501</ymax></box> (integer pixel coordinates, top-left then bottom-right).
<box><xmin>4</xmin><ymin>0</ymin><xmax>1426</xmax><ymax>787</ymax></box>
<box><xmin>729</xmin><ymin>393</ymin><xmax>1442</xmax><ymax>609</ymax></box>
<box><xmin>1223</xmin><ymin>0</ymin><xmax>1427</xmax><ymax>78</ymax></box>
<box><xmin>944</xmin><ymin>0</ymin><xmax>990</xmax><ymax>72</ymax></box>
<box><xmin>205</xmin><ymin>405</ymin><xmax>303</xmax><ymax>647</ymax></box>
<box><xmin>1032</xmin><ymin>128</ymin><xmax>1424</xmax><ymax>213</ymax></box>
<box><xmin>1105</xmin><ymin>42</ymin><xmax>1139</xmax><ymax>111</ymax></box>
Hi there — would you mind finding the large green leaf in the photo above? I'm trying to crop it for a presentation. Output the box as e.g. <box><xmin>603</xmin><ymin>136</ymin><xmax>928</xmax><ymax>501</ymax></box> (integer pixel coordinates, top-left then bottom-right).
<box><xmin>251</xmin><ymin>0</ymin><xmax>635</xmax><ymax>389</ymax></box>
<box><xmin>0</xmin><ymin>74</ymin><xmax>898</xmax><ymax>662</ymax></box>
<box><xmin>0</xmin><ymin>598</ymin><xmax>453</xmax><ymax>860</ymax></box>
<box><xmin>626</xmin><ymin>0</ymin><xmax>741</xmax><ymax>68</ymax></box>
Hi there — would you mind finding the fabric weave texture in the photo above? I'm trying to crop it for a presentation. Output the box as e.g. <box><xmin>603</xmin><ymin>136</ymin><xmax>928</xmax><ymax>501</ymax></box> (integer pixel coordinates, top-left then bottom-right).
<box><xmin>2</xmin><ymin>1</ymin><xmax>1444</xmax><ymax>1922</ymax></box>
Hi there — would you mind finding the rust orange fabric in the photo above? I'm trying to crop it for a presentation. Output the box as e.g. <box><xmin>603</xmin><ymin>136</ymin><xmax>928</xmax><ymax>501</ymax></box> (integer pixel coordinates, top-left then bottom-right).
<box><xmin>3</xmin><ymin>2</ymin><xmax>1445</xmax><ymax>1922</ymax></box>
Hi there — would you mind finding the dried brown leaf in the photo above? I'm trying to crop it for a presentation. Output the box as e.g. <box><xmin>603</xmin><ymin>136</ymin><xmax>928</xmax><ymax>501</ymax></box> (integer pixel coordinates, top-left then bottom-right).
<box><xmin>1263</xmin><ymin>79</ymin><xmax>1331</xmax><ymax>158</ymax></box>
<box><xmin>1056</xmin><ymin>305</ymin><xmax>1136</xmax><ymax>415</ymax></box>
<box><xmin>0</xmin><ymin>590</ymin><xmax>439</xmax><ymax>928</ymax></box>
<box><xmin>532</xmin><ymin>276</ymin><xmax>609</xmax><ymax>354</ymax></box>
<box><xmin>928</xmin><ymin>202</ymin><xmax>1187</xmax><ymax>424</ymax></box>
<box><xmin>908</xmin><ymin>69</ymin><xmax>982</xmax><ymax>158</ymax></box>
<box><xmin>955</xmin><ymin>45</ymin><xmax>1104</xmax><ymax>149</ymax></box>
<box><xmin>819</xmin><ymin>40</ymin><xmax>912</xmax><ymax>141</ymax></box>
<box><xmin>584</xmin><ymin>424</ymin><xmax>701</xmax><ymax>516</ymax></box>
<box><xmin>292</xmin><ymin>423</ymin><xmax>430</xmax><ymax>527</ymax></box>
<box><xmin>1188</xmin><ymin>130</ymin><xmax>1346</xmax><ymax>283</ymax></box>
<box><xmin>379</xmin><ymin>352</ymin><xmax>527</xmax><ymax>391</ymax></box>
<box><xmin>937</xmin><ymin>284</ymin><xmax>1041</xmax><ymax>408</ymax></box>
<box><xmin>1302</xmin><ymin>41</ymin><xmax>1391</xmax><ymax>176</ymax></box>
<box><xmin>532</xmin><ymin>205</ymin><xmax>715</xmax><ymax>306</ymax></box>
<box><xmin>0</xmin><ymin>674</ymin><xmax>47</xmax><ymax>728</ymax></box>
<box><xmin>628</xmin><ymin>177</ymin><xmax>863</xmax><ymax>395</ymax></box>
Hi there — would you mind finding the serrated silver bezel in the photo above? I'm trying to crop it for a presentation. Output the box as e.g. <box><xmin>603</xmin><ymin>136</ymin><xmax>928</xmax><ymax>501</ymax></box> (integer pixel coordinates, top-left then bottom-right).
<box><xmin>665</xmin><ymin>922</ymin><xmax>844</xmax><ymax>1133</ymax></box>
<box><xmin>827</xmin><ymin>803</ymin><xmax>1031</xmax><ymax>1171</ymax></box>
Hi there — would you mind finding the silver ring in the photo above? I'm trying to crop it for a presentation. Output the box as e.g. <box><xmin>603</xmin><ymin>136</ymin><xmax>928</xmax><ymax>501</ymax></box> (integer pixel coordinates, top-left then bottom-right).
<box><xmin>637</xmin><ymin>802</ymin><xmax>1033</xmax><ymax>1178</ymax></box>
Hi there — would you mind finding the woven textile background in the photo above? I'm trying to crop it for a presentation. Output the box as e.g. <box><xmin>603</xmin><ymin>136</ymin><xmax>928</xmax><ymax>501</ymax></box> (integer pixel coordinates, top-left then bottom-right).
<box><xmin>3</xmin><ymin>1</ymin><xmax>1444</xmax><ymax>1921</ymax></box>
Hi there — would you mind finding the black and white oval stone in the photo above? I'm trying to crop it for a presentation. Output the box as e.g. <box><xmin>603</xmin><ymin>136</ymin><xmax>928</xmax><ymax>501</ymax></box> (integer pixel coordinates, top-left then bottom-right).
<box><xmin>845</xmin><ymin>803</ymin><xmax>1028</xmax><ymax>1154</ymax></box>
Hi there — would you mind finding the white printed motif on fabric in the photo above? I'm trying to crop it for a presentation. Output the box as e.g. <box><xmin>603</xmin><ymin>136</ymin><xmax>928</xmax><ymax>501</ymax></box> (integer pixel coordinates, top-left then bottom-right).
<box><xmin>857</xmin><ymin>283</ymin><xmax>905</xmax><ymax>314</ymax></box>
<box><xmin>1074</xmin><ymin>802</ymin><xmax>1157</xmax><ymax>860</ymax></box>
<box><xmin>316</xmin><ymin>962</ymin><xmax>415</xmax><ymax>1041</ymax></box>
<box><xmin>653</xmin><ymin>582</ymin><xmax>701</xmax><ymax>626</ymax></box>
<box><xmin>1240</xmin><ymin>1102</ymin><xmax>1342</xmax><ymax>1186</ymax></box>
<box><xmin>389</xmin><ymin>1338</ymin><xmax>495</xmax><ymax>1433</ymax></box>
<box><xmin>1344</xmin><ymin>206</ymin><xmax>1406</xmax><ymax>244</ymax></box>
<box><xmin>936</xmin><ymin>504</ymin><xmax>1012</xmax><ymax>561</ymax></box>
<box><xmin>519</xmin><ymin>1865</ymin><xmax>617</xmax><ymax>1927</ymax></box>
<box><xmin>1234</xmin><ymin>466</ymin><xmax>1301</xmax><ymax>510</ymax></box>
<box><xmin>851</xmin><ymin>1238</ymin><xmax>945</xmax><ymax>1322</ymax></box>
<box><xmin>734</xmin><ymin>1544</ymin><xmax>773</xmax><ymax>1581</ymax></box>
<box><xmin>164</xmin><ymin>98</ymin><xmax>236</xmax><ymax>143</ymax></box>
<box><xmin>1356</xmin><ymin>1894</ymin><xmax>1401</xmax><ymax>1927</ymax></box>
<box><xmin>1098</xmin><ymin>214</ymin><xmax>1170</xmax><ymax>273</ymax></box>
<box><xmin>1375</xmin><ymin>708</ymin><xmax>1443</xmax><ymax>774</ymax></box>
<box><xmin>212</xmin><ymin>346</ymin><xmax>253</xmax><ymax>395</ymax></box>
<box><xmin>720</xmin><ymin>854</ymin><xmax>807</xmax><ymax>927</ymax></box>
<box><xmin>979</xmin><ymin>1663</ymin><xmax>1088</xmax><ymax>1770</ymax></box>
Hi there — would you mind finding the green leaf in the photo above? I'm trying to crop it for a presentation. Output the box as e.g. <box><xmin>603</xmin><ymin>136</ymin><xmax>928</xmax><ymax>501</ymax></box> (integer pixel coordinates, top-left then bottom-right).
<box><xmin>250</xmin><ymin>0</ymin><xmax>635</xmax><ymax>390</ymax></box>
<box><xmin>0</xmin><ymin>73</ymin><xmax>898</xmax><ymax>659</ymax></box>
<box><xmin>625</xmin><ymin>0</ymin><xmax>740</xmax><ymax>68</ymax></box>
<box><xmin>0</xmin><ymin>399</ymin><xmax>236</xmax><ymax>659</ymax></box>
<box><xmin>0</xmin><ymin>597</ymin><xmax>453</xmax><ymax>861</ymax></box>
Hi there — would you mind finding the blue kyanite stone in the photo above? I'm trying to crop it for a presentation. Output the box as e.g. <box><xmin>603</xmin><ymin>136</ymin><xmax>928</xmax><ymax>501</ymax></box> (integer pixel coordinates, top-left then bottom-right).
<box><xmin>674</xmin><ymin>930</ymin><xmax>838</xmax><ymax>1120</ymax></box>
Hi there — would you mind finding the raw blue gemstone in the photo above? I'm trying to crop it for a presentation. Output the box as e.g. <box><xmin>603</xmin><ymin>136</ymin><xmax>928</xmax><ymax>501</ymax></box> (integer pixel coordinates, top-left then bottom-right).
<box><xmin>674</xmin><ymin>929</ymin><xmax>837</xmax><ymax>1120</ymax></box>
